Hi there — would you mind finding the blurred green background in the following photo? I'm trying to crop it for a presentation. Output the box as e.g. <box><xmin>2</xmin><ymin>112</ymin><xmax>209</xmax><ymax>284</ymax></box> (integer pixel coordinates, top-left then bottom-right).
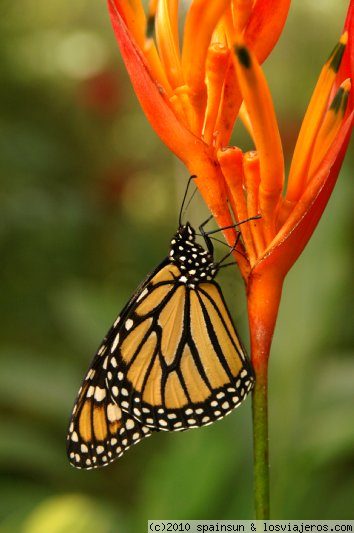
<box><xmin>0</xmin><ymin>0</ymin><xmax>353</xmax><ymax>530</ymax></box>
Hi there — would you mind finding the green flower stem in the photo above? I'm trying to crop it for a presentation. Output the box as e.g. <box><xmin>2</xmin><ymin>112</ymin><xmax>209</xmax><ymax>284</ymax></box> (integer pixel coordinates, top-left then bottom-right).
<box><xmin>252</xmin><ymin>361</ymin><xmax>269</xmax><ymax>519</ymax></box>
<box><xmin>247</xmin><ymin>269</ymin><xmax>284</xmax><ymax>519</ymax></box>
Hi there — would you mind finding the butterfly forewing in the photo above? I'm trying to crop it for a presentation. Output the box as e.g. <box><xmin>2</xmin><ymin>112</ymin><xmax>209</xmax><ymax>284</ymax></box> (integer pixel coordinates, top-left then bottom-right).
<box><xmin>108</xmin><ymin>270</ymin><xmax>254</xmax><ymax>431</ymax></box>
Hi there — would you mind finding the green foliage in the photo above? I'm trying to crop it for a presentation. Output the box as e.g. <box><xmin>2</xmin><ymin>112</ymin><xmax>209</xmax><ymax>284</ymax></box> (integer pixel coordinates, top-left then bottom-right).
<box><xmin>0</xmin><ymin>1</ymin><xmax>352</xmax><ymax>530</ymax></box>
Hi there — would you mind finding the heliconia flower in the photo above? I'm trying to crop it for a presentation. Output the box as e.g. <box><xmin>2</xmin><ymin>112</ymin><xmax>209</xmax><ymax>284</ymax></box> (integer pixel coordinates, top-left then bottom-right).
<box><xmin>107</xmin><ymin>0</ymin><xmax>291</xmax><ymax>245</ymax></box>
<box><xmin>107</xmin><ymin>0</ymin><xmax>353</xmax><ymax>517</ymax></box>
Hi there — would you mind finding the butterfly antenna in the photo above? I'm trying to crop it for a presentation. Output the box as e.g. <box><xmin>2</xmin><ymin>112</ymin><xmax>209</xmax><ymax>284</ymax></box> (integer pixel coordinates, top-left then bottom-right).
<box><xmin>179</xmin><ymin>175</ymin><xmax>197</xmax><ymax>227</ymax></box>
<box><xmin>204</xmin><ymin>214</ymin><xmax>261</xmax><ymax>236</ymax></box>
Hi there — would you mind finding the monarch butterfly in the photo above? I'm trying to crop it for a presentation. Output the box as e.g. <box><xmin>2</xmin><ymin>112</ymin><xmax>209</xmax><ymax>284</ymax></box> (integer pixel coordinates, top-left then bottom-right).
<box><xmin>67</xmin><ymin>182</ymin><xmax>256</xmax><ymax>469</ymax></box>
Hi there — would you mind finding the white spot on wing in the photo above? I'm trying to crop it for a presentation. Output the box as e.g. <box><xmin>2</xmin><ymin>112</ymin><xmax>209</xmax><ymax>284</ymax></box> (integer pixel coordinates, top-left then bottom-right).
<box><xmin>126</xmin><ymin>419</ymin><xmax>135</xmax><ymax>430</ymax></box>
<box><xmin>125</xmin><ymin>319</ymin><xmax>133</xmax><ymax>330</ymax></box>
<box><xmin>136</xmin><ymin>288</ymin><xmax>148</xmax><ymax>303</ymax></box>
<box><xmin>107</xmin><ymin>403</ymin><xmax>122</xmax><ymax>422</ymax></box>
<box><xmin>111</xmin><ymin>334</ymin><xmax>120</xmax><ymax>353</ymax></box>
<box><xmin>94</xmin><ymin>387</ymin><xmax>106</xmax><ymax>401</ymax></box>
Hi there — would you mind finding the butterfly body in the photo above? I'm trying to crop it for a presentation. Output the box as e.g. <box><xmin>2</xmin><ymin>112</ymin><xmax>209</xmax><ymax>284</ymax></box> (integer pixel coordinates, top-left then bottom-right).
<box><xmin>67</xmin><ymin>222</ymin><xmax>254</xmax><ymax>469</ymax></box>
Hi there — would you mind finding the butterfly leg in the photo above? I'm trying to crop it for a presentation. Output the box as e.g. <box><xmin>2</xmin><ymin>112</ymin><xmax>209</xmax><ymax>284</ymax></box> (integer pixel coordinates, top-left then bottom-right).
<box><xmin>216</xmin><ymin>232</ymin><xmax>242</xmax><ymax>267</ymax></box>
<box><xmin>199</xmin><ymin>215</ymin><xmax>215</xmax><ymax>255</ymax></box>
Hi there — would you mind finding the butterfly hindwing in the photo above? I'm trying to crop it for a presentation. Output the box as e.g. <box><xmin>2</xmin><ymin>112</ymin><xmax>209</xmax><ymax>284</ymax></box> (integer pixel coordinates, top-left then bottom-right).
<box><xmin>67</xmin><ymin>349</ymin><xmax>152</xmax><ymax>469</ymax></box>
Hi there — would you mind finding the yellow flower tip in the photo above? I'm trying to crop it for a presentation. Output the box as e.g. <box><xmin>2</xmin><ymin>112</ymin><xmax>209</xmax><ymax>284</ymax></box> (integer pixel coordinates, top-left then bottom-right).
<box><xmin>339</xmin><ymin>30</ymin><xmax>348</xmax><ymax>46</ymax></box>
<box><xmin>341</xmin><ymin>78</ymin><xmax>351</xmax><ymax>92</ymax></box>
<box><xmin>285</xmin><ymin>32</ymin><xmax>349</xmax><ymax>207</ymax></box>
<box><xmin>305</xmin><ymin>77</ymin><xmax>351</xmax><ymax>182</ymax></box>
<box><xmin>328</xmin><ymin>31</ymin><xmax>347</xmax><ymax>73</ymax></box>
<box><xmin>244</xmin><ymin>150</ymin><xmax>258</xmax><ymax>162</ymax></box>
<box><xmin>330</xmin><ymin>78</ymin><xmax>351</xmax><ymax>116</ymax></box>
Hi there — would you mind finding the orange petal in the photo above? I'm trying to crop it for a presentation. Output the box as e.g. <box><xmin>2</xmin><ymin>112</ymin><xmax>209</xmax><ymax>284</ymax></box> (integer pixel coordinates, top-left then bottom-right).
<box><xmin>243</xmin><ymin>151</ymin><xmax>266</xmax><ymax>256</ymax></box>
<box><xmin>182</xmin><ymin>0</ymin><xmax>230</xmax><ymax>93</ymax></box>
<box><xmin>218</xmin><ymin>147</ymin><xmax>258</xmax><ymax>265</ymax></box>
<box><xmin>111</xmin><ymin>0</ymin><xmax>147</xmax><ymax>49</ymax></box>
<box><xmin>308</xmin><ymin>79</ymin><xmax>351</xmax><ymax>180</ymax></box>
<box><xmin>203</xmin><ymin>44</ymin><xmax>230</xmax><ymax>145</ymax></box>
<box><xmin>108</xmin><ymin>0</ymin><xmax>208</xmax><ymax>167</ymax></box>
<box><xmin>285</xmin><ymin>32</ymin><xmax>347</xmax><ymax>208</ymax></box>
<box><xmin>334</xmin><ymin>1</ymin><xmax>353</xmax><ymax>107</ymax></box>
<box><xmin>233</xmin><ymin>44</ymin><xmax>284</xmax><ymax>242</ymax></box>
<box><xmin>155</xmin><ymin>0</ymin><xmax>183</xmax><ymax>89</ymax></box>
<box><xmin>253</xmin><ymin>112</ymin><xmax>353</xmax><ymax>280</ymax></box>
<box><xmin>215</xmin><ymin>61</ymin><xmax>242</xmax><ymax>148</ymax></box>
<box><xmin>233</xmin><ymin>0</ymin><xmax>254</xmax><ymax>34</ymax></box>
<box><xmin>244</xmin><ymin>0</ymin><xmax>291</xmax><ymax>63</ymax></box>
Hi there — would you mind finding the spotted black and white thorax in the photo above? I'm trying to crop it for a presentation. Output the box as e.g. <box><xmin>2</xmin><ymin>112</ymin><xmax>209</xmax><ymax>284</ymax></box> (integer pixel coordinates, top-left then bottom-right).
<box><xmin>168</xmin><ymin>223</ymin><xmax>217</xmax><ymax>287</ymax></box>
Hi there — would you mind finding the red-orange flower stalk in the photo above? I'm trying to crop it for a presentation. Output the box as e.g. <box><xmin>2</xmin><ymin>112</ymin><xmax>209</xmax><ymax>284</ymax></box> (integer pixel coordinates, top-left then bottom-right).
<box><xmin>107</xmin><ymin>0</ymin><xmax>353</xmax><ymax>519</ymax></box>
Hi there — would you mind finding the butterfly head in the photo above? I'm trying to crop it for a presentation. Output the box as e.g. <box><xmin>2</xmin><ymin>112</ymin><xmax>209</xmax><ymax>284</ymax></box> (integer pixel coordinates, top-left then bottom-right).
<box><xmin>169</xmin><ymin>223</ymin><xmax>217</xmax><ymax>286</ymax></box>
